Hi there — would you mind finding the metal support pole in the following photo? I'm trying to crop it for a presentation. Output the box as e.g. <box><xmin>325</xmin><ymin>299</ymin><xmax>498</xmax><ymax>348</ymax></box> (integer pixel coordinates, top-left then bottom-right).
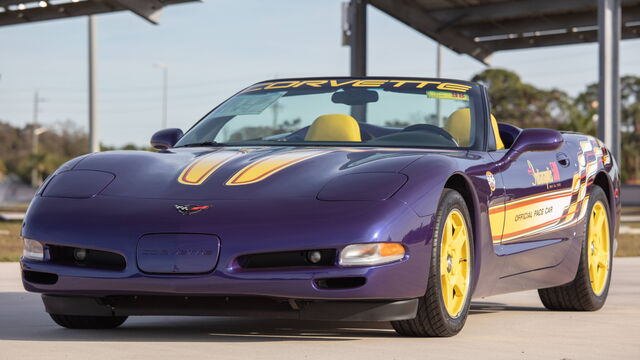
<box><xmin>88</xmin><ymin>15</ymin><xmax>99</xmax><ymax>153</ymax></box>
<box><xmin>436</xmin><ymin>44</ymin><xmax>442</xmax><ymax>126</ymax></box>
<box><xmin>436</xmin><ymin>44</ymin><xmax>442</xmax><ymax>78</ymax></box>
<box><xmin>349</xmin><ymin>0</ymin><xmax>367</xmax><ymax>122</ymax></box>
<box><xmin>598</xmin><ymin>0</ymin><xmax>621</xmax><ymax>162</ymax></box>
<box><xmin>349</xmin><ymin>0</ymin><xmax>366</xmax><ymax>77</ymax></box>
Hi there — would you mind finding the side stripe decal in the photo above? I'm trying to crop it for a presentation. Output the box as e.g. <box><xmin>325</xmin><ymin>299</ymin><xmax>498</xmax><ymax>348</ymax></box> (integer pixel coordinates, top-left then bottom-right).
<box><xmin>490</xmin><ymin>136</ymin><xmax>604</xmax><ymax>244</ymax></box>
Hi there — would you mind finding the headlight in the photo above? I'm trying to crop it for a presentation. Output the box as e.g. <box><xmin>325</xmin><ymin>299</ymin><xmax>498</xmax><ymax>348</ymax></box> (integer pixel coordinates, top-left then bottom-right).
<box><xmin>23</xmin><ymin>238</ymin><xmax>44</xmax><ymax>261</ymax></box>
<box><xmin>339</xmin><ymin>243</ymin><xmax>405</xmax><ymax>266</ymax></box>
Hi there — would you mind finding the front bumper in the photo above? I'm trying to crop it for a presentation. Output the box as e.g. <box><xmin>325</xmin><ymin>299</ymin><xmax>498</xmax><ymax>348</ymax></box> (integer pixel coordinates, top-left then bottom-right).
<box><xmin>21</xmin><ymin>195</ymin><xmax>433</xmax><ymax>301</ymax></box>
<box><xmin>41</xmin><ymin>294</ymin><xmax>419</xmax><ymax>321</ymax></box>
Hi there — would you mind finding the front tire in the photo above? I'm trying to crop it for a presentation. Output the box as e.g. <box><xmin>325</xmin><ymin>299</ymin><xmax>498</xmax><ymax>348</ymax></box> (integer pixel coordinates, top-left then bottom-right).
<box><xmin>50</xmin><ymin>314</ymin><xmax>128</xmax><ymax>329</ymax></box>
<box><xmin>392</xmin><ymin>189</ymin><xmax>474</xmax><ymax>337</ymax></box>
<box><xmin>538</xmin><ymin>185</ymin><xmax>613</xmax><ymax>311</ymax></box>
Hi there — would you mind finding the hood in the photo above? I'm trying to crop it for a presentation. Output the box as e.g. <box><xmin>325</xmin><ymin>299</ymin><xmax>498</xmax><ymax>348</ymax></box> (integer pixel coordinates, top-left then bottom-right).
<box><xmin>71</xmin><ymin>146</ymin><xmax>436</xmax><ymax>200</ymax></box>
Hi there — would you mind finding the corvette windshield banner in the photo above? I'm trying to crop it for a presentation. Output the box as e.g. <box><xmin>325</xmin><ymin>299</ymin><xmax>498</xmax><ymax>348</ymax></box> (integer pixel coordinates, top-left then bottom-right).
<box><xmin>241</xmin><ymin>79</ymin><xmax>474</xmax><ymax>94</ymax></box>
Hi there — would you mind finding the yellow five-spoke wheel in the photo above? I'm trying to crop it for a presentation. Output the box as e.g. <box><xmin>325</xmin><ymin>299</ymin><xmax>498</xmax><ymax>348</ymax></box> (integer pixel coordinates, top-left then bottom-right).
<box><xmin>392</xmin><ymin>189</ymin><xmax>474</xmax><ymax>337</ymax></box>
<box><xmin>538</xmin><ymin>185</ymin><xmax>613</xmax><ymax>311</ymax></box>
<box><xmin>588</xmin><ymin>201</ymin><xmax>610</xmax><ymax>296</ymax></box>
<box><xmin>440</xmin><ymin>209</ymin><xmax>471</xmax><ymax>318</ymax></box>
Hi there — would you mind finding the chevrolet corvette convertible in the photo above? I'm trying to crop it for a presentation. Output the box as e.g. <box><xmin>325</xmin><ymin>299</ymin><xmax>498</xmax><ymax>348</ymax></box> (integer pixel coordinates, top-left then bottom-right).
<box><xmin>21</xmin><ymin>77</ymin><xmax>620</xmax><ymax>336</ymax></box>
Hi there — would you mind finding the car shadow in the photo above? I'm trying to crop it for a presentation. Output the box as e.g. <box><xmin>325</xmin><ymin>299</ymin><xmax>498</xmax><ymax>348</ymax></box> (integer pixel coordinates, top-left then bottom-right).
<box><xmin>469</xmin><ymin>301</ymin><xmax>549</xmax><ymax>314</ymax></box>
<box><xmin>0</xmin><ymin>292</ymin><xmax>547</xmax><ymax>342</ymax></box>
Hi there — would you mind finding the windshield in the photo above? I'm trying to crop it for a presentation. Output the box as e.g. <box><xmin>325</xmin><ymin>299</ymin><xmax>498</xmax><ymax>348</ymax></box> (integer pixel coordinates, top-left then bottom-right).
<box><xmin>175</xmin><ymin>78</ymin><xmax>484</xmax><ymax>149</ymax></box>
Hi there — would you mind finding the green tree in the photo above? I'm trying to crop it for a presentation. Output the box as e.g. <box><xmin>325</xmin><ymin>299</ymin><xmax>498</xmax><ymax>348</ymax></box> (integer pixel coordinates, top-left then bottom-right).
<box><xmin>572</xmin><ymin>76</ymin><xmax>640</xmax><ymax>182</ymax></box>
<box><xmin>471</xmin><ymin>68</ymin><xmax>577</xmax><ymax>129</ymax></box>
<box><xmin>470</xmin><ymin>69</ymin><xmax>640</xmax><ymax>182</ymax></box>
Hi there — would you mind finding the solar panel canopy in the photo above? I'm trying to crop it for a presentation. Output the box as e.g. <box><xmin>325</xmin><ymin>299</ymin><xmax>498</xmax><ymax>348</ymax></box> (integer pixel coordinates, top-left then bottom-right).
<box><xmin>0</xmin><ymin>0</ymin><xmax>199</xmax><ymax>26</ymax></box>
<box><xmin>369</xmin><ymin>0</ymin><xmax>640</xmax><ymax>63</ymax></box>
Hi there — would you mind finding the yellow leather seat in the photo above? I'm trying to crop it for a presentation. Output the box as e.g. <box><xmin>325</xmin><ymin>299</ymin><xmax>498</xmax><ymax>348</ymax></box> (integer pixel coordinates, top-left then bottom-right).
<box><xmin>444</xmin><ymin>108</ymin><xmax>504</xmax><ymax>149</ymax></box>
<box><xmin>305</xmin><ymin>114</ymin><xmax>362</xmax><ymax>142</ymax></box>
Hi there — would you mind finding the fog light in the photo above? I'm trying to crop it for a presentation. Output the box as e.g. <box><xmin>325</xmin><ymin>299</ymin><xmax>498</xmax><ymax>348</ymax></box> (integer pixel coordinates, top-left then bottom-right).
<box><xmin>22</xmin><ymin>238</ymin><xmax>44</xmax><ymax>261</ymax></box>
<box><xmin>74</xmin><ymin>248</ymin><xmax>88</xmax><ymax>261</ymax></box>
<box><xmin>307</xmin><ymin>250</ymin><xmax>322</xmax><ymax>264</ymax></box>
<box><xmin>339</xmin><ymin>243</ymin><xmax>405</xmax><ymax>266</ymax></box>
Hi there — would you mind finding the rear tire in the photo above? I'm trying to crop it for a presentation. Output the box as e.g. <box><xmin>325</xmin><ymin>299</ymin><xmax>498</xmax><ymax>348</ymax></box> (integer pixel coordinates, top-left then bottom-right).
<box><xmin>49</xmin><ymin>314</ymin><xmax>128</xmax><ymax>329</ymax></box>
<box><xmin>392</xmin><ymin>189</ymin><xmax>474</xmax><ymax>337</ymax></box>
<box><xmin>538</xmin><ymin>185</ymin><xmax>612</xmax><ymax>311</ymax></box>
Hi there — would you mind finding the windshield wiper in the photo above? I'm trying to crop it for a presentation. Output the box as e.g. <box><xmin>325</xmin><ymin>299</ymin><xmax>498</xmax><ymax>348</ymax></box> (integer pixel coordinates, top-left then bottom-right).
<box><xmin>177</xmin><ymin>141</ymin><xmax>227</xmax><ymax>148</ymax></box>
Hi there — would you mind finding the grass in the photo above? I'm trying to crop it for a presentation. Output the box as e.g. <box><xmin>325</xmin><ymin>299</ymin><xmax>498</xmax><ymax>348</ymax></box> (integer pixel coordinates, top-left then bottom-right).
<box><xmin>0</xmin><ymin>203</ymin><xmax>29</xmax><ymax>212</ymax></box>
<box><xmin>1</xmin><ymin>206</ymin><xmax>639</xmax><ymax>262</ymax></box>
<box><xmin>617</xmin><ymin>231</ymin><xmax>640</xmax><ymax>257</ymax></box>
<box><xmin>618</xmin><ymin>207</ymin><xmax>640</xmax><ymax>257</ymax></box>
<box><xmin>0</xmin><ymin>221</ymin><xmax>22</xmax><ymax>262</ymax></box>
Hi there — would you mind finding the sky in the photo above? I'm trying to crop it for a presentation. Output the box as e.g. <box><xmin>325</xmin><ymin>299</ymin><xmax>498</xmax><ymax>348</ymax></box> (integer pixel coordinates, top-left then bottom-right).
<box><xmin>2</xmin><ymin>0</ymin><xmax>640</xmax><ymax>147</ymax></box>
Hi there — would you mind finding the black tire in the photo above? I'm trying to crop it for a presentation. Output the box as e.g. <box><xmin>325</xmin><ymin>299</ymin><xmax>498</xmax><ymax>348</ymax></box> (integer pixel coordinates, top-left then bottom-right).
<box><xmin>392</xmin><ymin>188</ymin><xmax>474</xmax><ymax>337</ymax></box>
<box><xmin>49</xmin><ymin>314</ymin><xmax>128</xmax><ymax>329</ymax></box>
<box><xmin>538</xmin><ymin>185</ymin><xmax>613</xmax><ymax>311</ymax></box>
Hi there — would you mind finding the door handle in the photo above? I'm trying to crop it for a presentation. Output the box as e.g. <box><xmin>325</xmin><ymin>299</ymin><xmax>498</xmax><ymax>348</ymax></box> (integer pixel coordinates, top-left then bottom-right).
<box><xmin>556</xmin><ymin>152</ymin><xmax>570</xmax><ymax>167</ymax></box>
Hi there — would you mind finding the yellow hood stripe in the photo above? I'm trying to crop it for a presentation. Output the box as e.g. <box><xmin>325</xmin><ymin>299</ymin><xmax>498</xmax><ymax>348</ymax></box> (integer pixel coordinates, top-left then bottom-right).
<box><xmin>178</xmin><ymin>150</ymin><xmax>243</xmax><ymax>185</ymax></box>
<box><xmin>226</xmin><ymin>150</ymin><xmax>331</xmax><ymax>186</ymax></box>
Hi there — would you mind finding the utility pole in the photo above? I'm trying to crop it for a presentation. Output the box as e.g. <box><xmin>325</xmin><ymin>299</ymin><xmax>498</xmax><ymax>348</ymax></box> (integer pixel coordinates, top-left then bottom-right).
<box><xmin>272</xmin><ymin>101</ymin><xmax>282</xmax><ymax>129</ymax></box>
<box><xmin>32</xmin><ymin>90</ymin><xmax>42</xmax><ymax>125</ymax></box>
<box><xmin>155</xmin><ymin>63</ymin><xmax>168</xmax><ymax>129</ymax></box>
<box><xmin>88</xmin><ymin>15</ymin><xmax>99</xmax><ymax>153</ymax></box>
<box><xmin>31</xmin><ymin>91</ymin><xmax>45</xmax><ymax>187</ymax></box>
<box><xmin>30</xmin><ymin>90</ymin><xmax>48</xmax><ymax>187</ymax></box>
<box><xmin>31</xmin><ymin>127</ymin><xmax>48</xmax><ymax>187</ymax></box>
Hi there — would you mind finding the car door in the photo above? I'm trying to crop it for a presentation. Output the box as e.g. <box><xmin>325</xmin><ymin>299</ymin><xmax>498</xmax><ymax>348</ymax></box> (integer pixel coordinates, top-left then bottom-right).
<box><xmin>489</xmin><ymin>141</ymin><xmax>577</xmax><ymax>276</ymax></box>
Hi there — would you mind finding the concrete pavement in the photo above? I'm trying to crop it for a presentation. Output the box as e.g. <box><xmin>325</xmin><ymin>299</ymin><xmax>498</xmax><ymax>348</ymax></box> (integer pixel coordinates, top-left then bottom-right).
<box><xmin>1</xmin><ymin>259</ymin><xmax>639</xmax><ymax>360</ymax></box>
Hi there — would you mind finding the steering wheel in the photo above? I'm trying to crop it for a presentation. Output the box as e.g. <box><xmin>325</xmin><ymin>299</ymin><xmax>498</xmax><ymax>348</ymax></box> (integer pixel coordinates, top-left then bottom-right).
<box><xmin>401</xmin><ymin>124</ymin><xmax>458</xmax><ymax>145</ymax></box>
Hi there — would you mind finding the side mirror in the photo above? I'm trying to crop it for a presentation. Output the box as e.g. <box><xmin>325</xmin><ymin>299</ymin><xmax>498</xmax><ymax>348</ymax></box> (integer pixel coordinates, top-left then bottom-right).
<box><xmin>502</xmin><ymin>128</ymin><xmax>564</xmax><ymax>162</ymax></box>
<box><xmin>150</xmin><ymin>128</ymin><xmax>183</xmax><ymax>150</ymax></box>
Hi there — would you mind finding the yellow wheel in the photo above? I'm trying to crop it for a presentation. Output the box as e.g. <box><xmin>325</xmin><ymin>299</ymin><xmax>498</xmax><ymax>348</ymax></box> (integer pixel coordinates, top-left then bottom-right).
<box><xmin>587</xmin><ymin>201</ymin><xmax>610</xmax><ymax>296</ymax></box>
<box><xmin>439</xmin><ymin>209</ymin><xmax>471</xmax><ymax>318</ymax></box>
<box><xmin>538</xmin><ymin>185</ymin><xmax>612</xmax><ymax>311</ymax></box>
<box><xmin>392</xmin><ymin>189</ymin><xmax>473</xmax><ymax>337</ymax></box>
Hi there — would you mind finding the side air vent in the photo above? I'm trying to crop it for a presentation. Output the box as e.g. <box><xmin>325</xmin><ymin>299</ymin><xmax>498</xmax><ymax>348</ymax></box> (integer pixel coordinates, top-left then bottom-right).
<box><xmin>23</xmin><ymin>270</ymin><xmax>58</xmax><ymax>285</ymax></box>
<box><xmin>237</xmin><ymin>249</ymin><xmax>336</xmax><ymax>269</ymax></box>
<box><xmin>315</xmin><ymin>277</ymin><xmax>366</xmax><ymax>290</ymax></box>
<box><xmin>48</xmin><ymin>245</ymin><xmax>126</xmax><ymax>271</ymax></box>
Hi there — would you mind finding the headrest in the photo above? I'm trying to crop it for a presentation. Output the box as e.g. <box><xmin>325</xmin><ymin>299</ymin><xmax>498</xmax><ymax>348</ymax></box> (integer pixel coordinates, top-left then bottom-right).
<box><xmin>445</xmin><ymin>108</ymin><xmax>471</xmax><ymax>146</ymax></box>
<box><xmin>305</xmin><ymin>114</ymin><xmax>362</xmax><ymax>142</ymax></box>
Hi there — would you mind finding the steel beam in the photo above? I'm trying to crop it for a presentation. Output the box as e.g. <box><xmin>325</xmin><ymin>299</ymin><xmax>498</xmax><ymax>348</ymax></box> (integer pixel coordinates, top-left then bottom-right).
<box><xmin>369</xmin><ymin>0</ymin><xmax>493</xmax><ymax>63</ymax></box>
<box><xmin>598</xmin><ymin>0</ymin><xmax>621</xmax><ymax>162</ymax></box>
<box><xmin>0</xmin><ymin>0</ymin><xmax>197</xmax><ymax>27</ymax></box>
<box><xmin>457</xmin><ymin>6</ymin><xmax>640</xmax><ymax>38</ymax></box>
<box><xmin>111</xmin><ymin>0</ymin><xmax>163</xmax><ymax>24</ymax></box>
<box><xmin>477</xmin><ymin>25</ymin><xmax>639</xmax><ymax>51</ymax></box>
<box><xmin>427</xmin><ymin>0</ymin><xmax>639</xmax><ymax>25</ymax></box>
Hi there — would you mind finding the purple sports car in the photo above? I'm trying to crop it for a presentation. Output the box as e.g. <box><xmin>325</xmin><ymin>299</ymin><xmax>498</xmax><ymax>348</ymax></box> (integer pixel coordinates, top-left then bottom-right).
<box><xmin>20</xmin><ymin>77</ymin><xmax>620</xmax><ymax>336</ymax></box>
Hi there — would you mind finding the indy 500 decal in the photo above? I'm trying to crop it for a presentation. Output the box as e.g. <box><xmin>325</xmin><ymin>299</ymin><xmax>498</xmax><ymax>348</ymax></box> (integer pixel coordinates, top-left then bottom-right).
<box><xmin>489</xmin><ymin>136</ymin><xmax>604</xmax><ymax>244</ymax></box>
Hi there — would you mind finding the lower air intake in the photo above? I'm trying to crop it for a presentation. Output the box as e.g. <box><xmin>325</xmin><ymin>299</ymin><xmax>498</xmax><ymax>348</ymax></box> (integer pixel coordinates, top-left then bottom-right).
<box><xmin>315</xmin><ymin>277</ymin><xmax>367</xmax><ymax>289</ymax></box>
